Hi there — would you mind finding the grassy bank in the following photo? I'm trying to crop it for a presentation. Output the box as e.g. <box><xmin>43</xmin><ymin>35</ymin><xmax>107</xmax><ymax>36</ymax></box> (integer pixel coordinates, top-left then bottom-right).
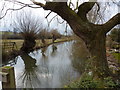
<box><xmin>1</xmin><ymin>37</ymin><xmax>74</xmax><ymax>65</ymax></box>
<box><xmin>1</xmin><ymin>37</ymin><xmax>74</xmax><ymax>51</ymax></box>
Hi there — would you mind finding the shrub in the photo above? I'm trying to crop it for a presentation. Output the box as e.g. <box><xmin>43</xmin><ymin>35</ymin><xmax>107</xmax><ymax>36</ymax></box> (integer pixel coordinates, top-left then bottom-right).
<box><xmin>65</xmin><ymin>72</ymin><xmax>120</xmax><ymax>88</ymax></box>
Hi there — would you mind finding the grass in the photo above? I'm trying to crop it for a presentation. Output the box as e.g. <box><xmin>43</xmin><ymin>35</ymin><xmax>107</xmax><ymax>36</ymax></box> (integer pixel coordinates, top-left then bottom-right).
<box><xmin>1</xmin><ymin>37</ymin><xmax>73</xmax><ymax>52</ymax></box>
<box><xmin>112</xmin><ymin>53</ymin><xmax>120</xmax><ymax>63</ymax></box>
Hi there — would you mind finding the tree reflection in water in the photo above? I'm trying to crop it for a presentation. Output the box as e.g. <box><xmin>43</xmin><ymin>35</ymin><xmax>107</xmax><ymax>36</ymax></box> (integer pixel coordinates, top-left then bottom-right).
<box><xmin>18</xmin><ymin>53</ymin><xmax>41</xmax><ymax>88</ymax></box>
<box><xmin>41</xmin><ymin>46</ymin><xmax>47</xmax><ymax>57</ymax></box>
<box><xmin>71</xmin><ymin>40</ymin><xmax>90</xmax><ymax>74</ymax></box>
<box><xmin>12</xmin><ymin>41</ymin><xmax>85</xmax><ymax>88</ymax></box>
<box><xmin>51</xmin><ymin>44</ymin><xmax>57</xmax><ymax>57</ymax></box>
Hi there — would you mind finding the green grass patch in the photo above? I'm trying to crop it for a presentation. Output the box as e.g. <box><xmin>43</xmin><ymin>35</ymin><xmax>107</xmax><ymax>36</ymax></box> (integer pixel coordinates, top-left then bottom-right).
<box><xmin>2</xmin><ymin>66</ymin><xmax>12</xmax><ymax>69</ymax></box>
<box><xmin>1</xmin><ymin>37</ymin><xmax>73</xmax><ymax>52</ymax></box>
<box><xmin>65</xmin><ymin>72</ymin><xmax>120</xmax><ymax>88</ymax></box>
<box><xmin>112</xmin><ymin>53</ymin><xmax>120</xmax><ymax>63</ymax></box>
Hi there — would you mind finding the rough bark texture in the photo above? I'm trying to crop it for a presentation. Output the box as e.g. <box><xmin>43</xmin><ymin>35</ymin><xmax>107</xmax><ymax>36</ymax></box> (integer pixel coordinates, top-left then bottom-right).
<box><xmin>32</xmin><ymin>1</ymin><xmax>120</xmax><ymax>77</ymax></box>
<box><xmin>88</xmin><ymin>32</ymin><xmax>111</xmax><ymax>77</ymax></box>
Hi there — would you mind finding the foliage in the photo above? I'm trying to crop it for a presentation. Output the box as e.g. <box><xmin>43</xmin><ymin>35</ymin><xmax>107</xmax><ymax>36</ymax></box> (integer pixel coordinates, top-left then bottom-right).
<box><xmin>112</xmin><ymin>53</ymin><xmax>120</xmax><ymax>63</ymax></box>
<box><xmin>65</xmin><ymin>72</ymin><xmax>120</xmax><ymax>88</ymax></box>
<box><xmin>65</xmin><ymin>72</ymin><xmax>101</xmax><ymax>88</ymax></box>
<box><xmin>65</xmin><ymin>57</ymin><xmax>120</xmax><ymax>88</ymax></box>
<box><xmin>109</xmin><ymin>28</ymin><xmax>120</xmax><ymax>43</ymax></box>
<box><xmin>103</xmin><ymin>77</ymin><xmax>120</xmax><ymax>88</ymax></box>
<box><xmin>106</xmin><ymin>35</ymin><xmax>114</xmax><ymax>49</ymax></box>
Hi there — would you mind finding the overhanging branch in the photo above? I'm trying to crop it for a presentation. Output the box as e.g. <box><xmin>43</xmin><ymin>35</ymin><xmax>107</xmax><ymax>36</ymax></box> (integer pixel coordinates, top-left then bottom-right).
<box><xmin>30</xmin><ymin>0</ymin><xmax>45</xmax><ymax>7</ymax></box>
<box><xmin>0</xmin><ymin>5</ymin><xmax>26</xmax><ymax>19</ymax></box>
<box><xmin>102</xmin><ymin>13</ymin><xmax>120</xmax><ymax>33</ymax></box>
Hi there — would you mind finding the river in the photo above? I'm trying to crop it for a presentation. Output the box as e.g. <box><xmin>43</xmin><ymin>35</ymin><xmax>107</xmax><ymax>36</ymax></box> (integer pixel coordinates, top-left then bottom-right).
<box><xmin>1</xmin><ymin>40</ymin><xmax>89</xmax><ymax>88</ymax></box>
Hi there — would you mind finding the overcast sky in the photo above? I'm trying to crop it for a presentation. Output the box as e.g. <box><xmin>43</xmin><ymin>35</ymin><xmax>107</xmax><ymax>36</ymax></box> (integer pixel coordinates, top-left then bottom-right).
<box><xmin>0</xmin><ymin>0</ymin><xmax>119</xmax><ymax>34</ymax></box>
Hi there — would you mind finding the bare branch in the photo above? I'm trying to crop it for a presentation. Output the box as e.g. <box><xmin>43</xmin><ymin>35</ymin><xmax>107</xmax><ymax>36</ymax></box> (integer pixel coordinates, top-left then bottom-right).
<box><xmin>30</xmin><ymin>0</ymin><xmax>45</xmax><ymax>7</ymax></box>
<box><xmin>0</xmin><ymin>5</ymin><xmax>26</xmax><ymax>19</ymax></box>
<box><xmin>45</xmin><ymin>11</ymin><xmax>52</xmax><ymax>18</ymax></box>
<box><xmin>47</xmin><ymin>15</ymin><xmax>58</xmax><ymax>27</ymax></box>
<box><xmin>57</xmin><ymin>16</ymin><xmax>65</xmax><ymax>24</ymax></box>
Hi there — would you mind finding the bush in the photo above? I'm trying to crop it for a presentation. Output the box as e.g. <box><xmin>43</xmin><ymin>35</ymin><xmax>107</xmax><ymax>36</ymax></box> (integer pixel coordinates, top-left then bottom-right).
<box><xmin>38</xmin><ymin>29</ymin><xmax>52</xmax><ymax>39</ymax></box>
<box><xmin>104</xmin><ymin>77</ymin><xmax>120</xmax><ymax>88</ymax></box>
<box><xmin>65</xmin><ymin>72</ymin><xmax>120</xmax><ymax>88</ymax></box>
<box><xmin>109</xmin><ymin>28</ymin><xmax>120</xmax><ymax>43</ymax></box>
<box><xmin>65</xmin><ymin>72</ymin><xmax>101</xmax><ymax>88</ymax></box>
<box><xmin>50</xmin><ymin>29</ymin><xmax>62</xmax><ymax>39</ymax></box>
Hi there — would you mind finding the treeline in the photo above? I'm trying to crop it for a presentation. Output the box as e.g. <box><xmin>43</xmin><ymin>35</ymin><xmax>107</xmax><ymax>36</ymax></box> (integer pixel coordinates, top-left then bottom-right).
<box><xmin>1</xmin><ymin>29</ymin><xmax>63</xmax><ymax>40</ymax></box>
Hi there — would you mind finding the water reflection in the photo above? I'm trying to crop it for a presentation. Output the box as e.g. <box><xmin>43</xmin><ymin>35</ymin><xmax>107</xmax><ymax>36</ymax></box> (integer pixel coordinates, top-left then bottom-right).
<box><xmin>71</xmin><ymin>40</ymin><xmax>90</xmax><ymax>74</ymax></box>
<box><xmin>18</xmin><ymin>53</ymin><xmax>40</xmax><ymax>88</ymax></box>
<box><xmin>51</xmin><ymin>44</ymin><xmax>57</xmax><ymax>56</ymax></box>
<box><xmin>5</xmin><ymin>41</ymin><xmax>89</xmax><ymax>88</ymax></box>
<box><xmin>41</xmin><ymin>46</ymin><xmax>47</xmax><ymax>57</ymax></box>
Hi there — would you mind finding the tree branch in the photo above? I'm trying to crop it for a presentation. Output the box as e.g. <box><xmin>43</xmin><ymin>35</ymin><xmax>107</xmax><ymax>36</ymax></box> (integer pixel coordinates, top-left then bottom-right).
<box><xmin>0</xmin><ymin>5</ymin><xmax>26</xmax><ymax>19</ymax></box>
<box><xmin>77</xmin><ymin>2</ymin><xmax>96</xmax><ymax>21</ymax></box>
<box><xmin>30</xmin><ymin>0</ymin><xmax>45</xmax><ymax>7</ymax></box>
<box><xmin>102</xmin><ymin>13</ymin><xmax>120</xmax><ymax>33</ymax></box>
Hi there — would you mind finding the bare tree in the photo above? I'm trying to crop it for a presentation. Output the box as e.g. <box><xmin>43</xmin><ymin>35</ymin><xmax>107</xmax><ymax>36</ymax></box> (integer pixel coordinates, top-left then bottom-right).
<box><xmin>50</xmin><ymin>29</ymin><xmax>61</xmax><ymax>43</ymax></box>
<box><xmin>38</xmin><ymin>29</ymin><xmax>48</xmax><ymax>44</ymax></box>
<box><xmin>14</xmin><ymin>10</ymin><xmax>42</xmax><ymax>53</ymax></box>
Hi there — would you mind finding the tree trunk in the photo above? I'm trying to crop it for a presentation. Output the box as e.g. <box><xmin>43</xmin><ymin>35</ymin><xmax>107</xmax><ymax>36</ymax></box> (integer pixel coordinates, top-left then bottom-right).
<box><xmin>21</xmin><ymin>39</ymin><xmax>36</xmax><ymax>53</ymax></box>
<box><xmin>87</xmin><ymin>32</ymin><xmax>111</xmax><ymax>78</ymax></box>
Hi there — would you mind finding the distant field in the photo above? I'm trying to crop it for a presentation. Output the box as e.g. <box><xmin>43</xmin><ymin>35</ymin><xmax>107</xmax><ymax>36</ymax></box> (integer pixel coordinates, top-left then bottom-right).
<box><xmin>1</xmin><ymin>39</ymin><xmax>50</xmax><ymax>50</ymax></box>
<box><xmin>0</xmin><ymin>31</ymin><xmax>14</xmax><ymax>35</ymax></box>
<box><xmin>1</xmin><ymin>37</ymin><xmax>73</xmax><ymax>51</ymax></box>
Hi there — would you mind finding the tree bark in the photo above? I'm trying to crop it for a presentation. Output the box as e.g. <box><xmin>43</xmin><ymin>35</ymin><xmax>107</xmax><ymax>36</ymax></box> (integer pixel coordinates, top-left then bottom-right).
<box><xmin>87</xmin><ymin>32</ymin><xmax>111</xmax><ymax>78</ymax></box>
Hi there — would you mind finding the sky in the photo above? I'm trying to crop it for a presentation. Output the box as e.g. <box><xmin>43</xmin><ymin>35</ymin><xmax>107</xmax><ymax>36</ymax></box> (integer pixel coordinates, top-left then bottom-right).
<box><xmin>0</xmin><ymin>0</ymin><xmax>119</xmax><ymax>34</ymax></box>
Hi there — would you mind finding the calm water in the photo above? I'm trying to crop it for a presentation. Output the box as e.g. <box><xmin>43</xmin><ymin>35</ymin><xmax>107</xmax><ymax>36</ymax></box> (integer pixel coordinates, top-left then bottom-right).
<box><xmin>1</xmin><ymin>40</ymin><xmax>89</xmax><ymax>88</ymax></box>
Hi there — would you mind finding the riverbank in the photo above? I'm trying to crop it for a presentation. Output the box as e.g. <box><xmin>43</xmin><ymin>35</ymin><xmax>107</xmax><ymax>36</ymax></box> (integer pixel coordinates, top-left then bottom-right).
<box><xmin>1</xmin><ymin>37</ymin><xmax>74</xmax><ymax>51</ymax></box>
<box><xmin>2</xmin><ymin>37</ymin><xmax>74</xmax><ymax>65</ymax></box>
<box><xmin>64</xmin><ymin>50</ymin><xmax>120</xmax><ymax>88</ymax></box>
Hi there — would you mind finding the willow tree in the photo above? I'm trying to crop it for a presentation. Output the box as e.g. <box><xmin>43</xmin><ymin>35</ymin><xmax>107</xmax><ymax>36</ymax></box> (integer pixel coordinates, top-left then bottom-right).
<box><xmin>14</xmin><ymin>10</ymin><xmax>42</xmax><ymax>53</ymax></box>
<box><xmin>30</xmin><ymin>0</ymin><xmax>120</xmax><ymax>78</ymax></box>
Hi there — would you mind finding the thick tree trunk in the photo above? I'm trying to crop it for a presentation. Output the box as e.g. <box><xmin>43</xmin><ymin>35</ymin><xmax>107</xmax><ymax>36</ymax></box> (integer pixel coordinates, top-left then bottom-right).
<box><xmin>21</xmin><ymin>39</ymin><xmax>36</xmax><ymax>53</ymax></box>
<box><xmin>87</xmin><ymin>32</ymin><xmax>111</xmax><ymax>78</ymax></box>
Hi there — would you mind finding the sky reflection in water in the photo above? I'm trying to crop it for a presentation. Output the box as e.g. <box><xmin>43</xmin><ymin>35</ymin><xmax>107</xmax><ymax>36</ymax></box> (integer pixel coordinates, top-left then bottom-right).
<box><xmin>8</xmin><ymin>41</ymin><xmax>88</xmax><ymax>88</ymax></box>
